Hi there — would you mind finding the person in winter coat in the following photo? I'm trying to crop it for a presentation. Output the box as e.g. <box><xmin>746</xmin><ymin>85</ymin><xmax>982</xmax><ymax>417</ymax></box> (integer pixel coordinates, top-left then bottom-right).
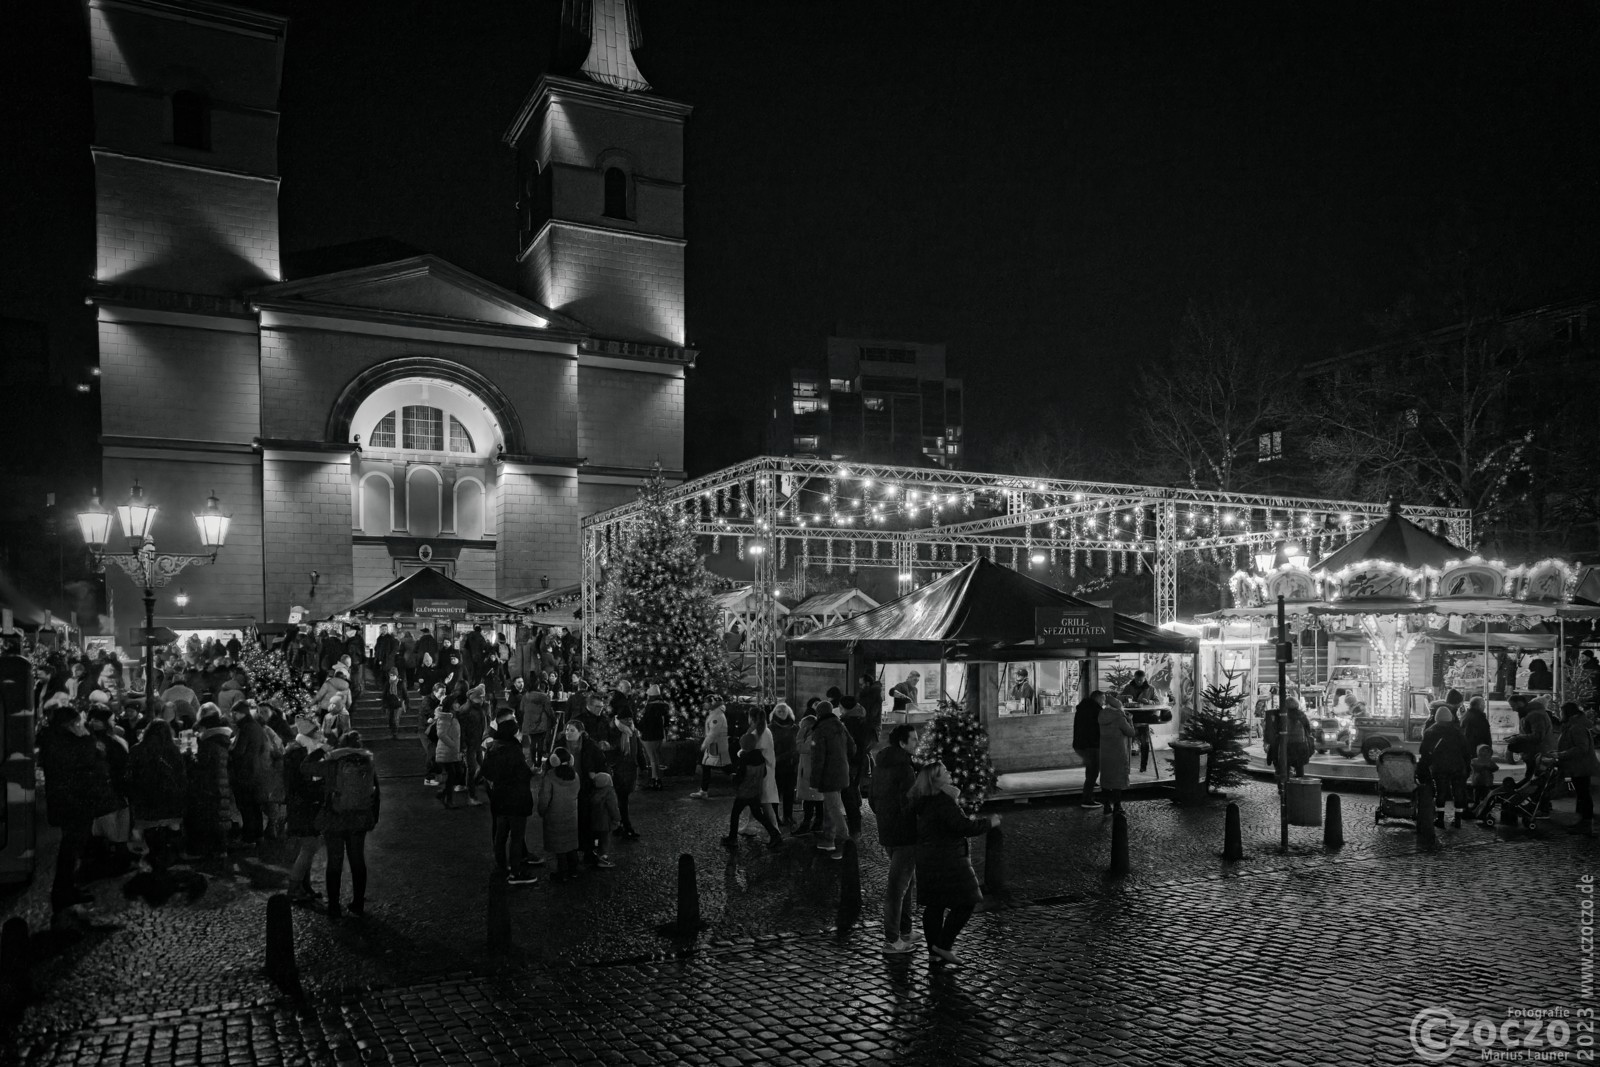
<box><xmin>188</xmin><ymin>708</ymin><xmax>236</xmax><ymax>859</ymax></box>
<box><xmin>538</xmin><ymin>748</ymin><xmax>582</xmax><ymax>882</ymax></box>
<box><xmin>605</xmin><ymin>709</ymin><xmax>641</xmax><ymax>838</ymax></box>
<box><xmin>382</xmin><ymin>668</ymin><xmax>407</xmax><ymax>741</ymax></box>
<box><xmin>808</xmin><ymin>700</ymin><xmax>855</xmax><ymax>858</ymax></box>
<box><xmin>1097</xmin><ymin>695</ymin><xmax>1137</xmax><ymax>815</ymax></box>
<box><xmin>310</xmin><ymin>731</ymin><xmax>379</xmax><ymax>921</ymax></box>
<box><xmin>312</xmin><ymin>665</ymin><xmax>351</xmax><ymax>712</ymax></box>
<box><xmin>770</xmin><ymin>703</ymin><xmax>799</xmax><ymax>826</ymax></box>
<box><xmin>85</xmin><ymin>703</ymin><xmax>134</xmax><ymax>871</ymax></box>
<box><xmin>909</xmin><ymin>761</ymin><xmax>999</xmax><ymax>967</ymax></box>
<box><xmin>563</xmin><ymin>721</ymin><xmax>607</xmax><ymax>865</ymax></box>
<box><xmin>588</xmin><ymin>771</ymin><xmax>622</xmax><ymax>866</ymax></box>
<box><xmin>1555</xmin><ymin>703</ymin><xmax>1598</xmax><ymax>837</ymax></box>
<box><xmin>482</xmin><ymin>721</ymin><xmax>540</xmax><ymax>882</ymax></box>
<box><xmin>283</xmin><ymin>717</ymin><xmax>328</xmax><ymax>904</ymax></box>
<box><xmin>869</xmin><ymin>724</ymin><xmax>919</xmax><ymax>953</ymax></box>
<box><xmin>432</xmin><ymin>703</ymin><xmax>465</xmax><ymax>808</ymax></box>
<box><xmin>1073</xmin><ymin>692</ymin><xmax>1104</xmax><ymax>809</ymax></box>
<box><xmin>691</xmin><ymin>698</ymin><xmax>733</xmax><ymax>799</ymax></box>
<box><xmin>794</xmin><ymin>712</ymin><xmax>824</xmax><ymax>833</ymax></box>
<box><xmin>840</xmin><ymin>697</ymin><xmax>874</xmax><ymax>836</ymax></box>
<box><xmin>1419</xmin><ymin>705</ymin><xmax>1472</xmax><ymax>828</ymax></box>
<box><xmin>1459</xmin><ymin>696</ymin><xmax>1493</xmax><ymax>755</ymax></box>
<box><xmin>723</xmin><ymin>732</ymin><xmax>783</xmax><ymax>851</ymax></box>
<box><xmin>399</xmin><ymin>631</ymin><xmax>417</xmax><ymax>692</ymax></box>
<box><xmin>38</xmin><ymin>700</ymin><xmax>121</xmax><ymax>919</ymax></box>
<box><xmin>126</xmin><ymin>719</ymin><xmax>188</xmax><ymax>873</ymax></box>
<box><xmin>230</xmin><ymin>702</ymin><xmax>274</xmax><ymax>845</ymax></box>
<box><xmin>457</xmin><ymin>684</ymin><xmax>490</xmax><ymax>805</ymax></box>
<box><xmin>1509</xmin><ymin>699</ymin><xmax>1558</xmax><ymax>789</ymax></box>
<box><xmin>516</xmin><ymin>676</ymin><xmax>554</xmax><ymax>766</ymax></box>
<box><xmin>320</xmin><ymin>692</ymin><xmax>352</xmax><ymax>746</ymax></box>
<box><xmin>638</xmin><ymin>684</ymin><xmax>669</xmax><ymax>790</ymax></box>
<box><xmin>858</xmin><ymin>672</ymin><xmax>885</xmax><ymax>740</ymax></box>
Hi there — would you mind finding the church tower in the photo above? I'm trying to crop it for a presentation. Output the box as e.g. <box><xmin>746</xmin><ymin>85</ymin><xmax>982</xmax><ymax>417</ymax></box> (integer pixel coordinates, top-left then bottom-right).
<box><xmin>504</xmin><ymin>0</ymin><xmax>691</xmax><ymax>350</ymax></box>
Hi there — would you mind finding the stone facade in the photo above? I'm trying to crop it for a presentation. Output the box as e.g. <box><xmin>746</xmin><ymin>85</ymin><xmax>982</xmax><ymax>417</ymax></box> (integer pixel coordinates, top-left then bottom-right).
<box><xmin>87</xmin><ymin>1</ymin><xmax>693</xmax><ymax>636</ymax></box>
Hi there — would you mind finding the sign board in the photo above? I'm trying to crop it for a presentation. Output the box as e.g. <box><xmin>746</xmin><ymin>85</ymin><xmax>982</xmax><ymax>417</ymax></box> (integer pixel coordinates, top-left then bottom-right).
<box><xmin>287</xmin><ymin>605</ymin><xmax>305</xmax><ymax>625</ymax></box>
<box><xmin>1035</xmin><ymin>605</ymin><xmax>1115</xmax><ymax>649</ymax></box>
<box><xmin>414</xmin><ymin>598</ymin><xmax>469</xmax><ymax>617</ymax></box>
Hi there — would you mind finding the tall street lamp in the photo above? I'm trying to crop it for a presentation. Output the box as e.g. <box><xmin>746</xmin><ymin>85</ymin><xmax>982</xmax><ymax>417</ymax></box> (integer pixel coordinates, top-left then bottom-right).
<box><xmin>78</xmin><ymin>480</ymin><xmax>230</xmax><ymax>702</ymax></box>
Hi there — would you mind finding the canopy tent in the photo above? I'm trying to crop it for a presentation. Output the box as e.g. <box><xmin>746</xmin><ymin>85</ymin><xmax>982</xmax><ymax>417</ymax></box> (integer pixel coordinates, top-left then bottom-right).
<box><xmin>792</xmin><ymin>557</ymin><xmax>1194</xmax><ymax>662</ymax></box>
<box><xmin>1313</xmin><ymin>502</ymin><xmax>1463</xmax><ymax>574</ymax></box>
<box><xmin>787</xmin><ymin>588</ymin><xmax>880</xmax><ymax>635</ymax></box>
<box><xmin>338</xmin><ymin>567</ymin><xmax>521</xmax><ymax>620</ymax></box>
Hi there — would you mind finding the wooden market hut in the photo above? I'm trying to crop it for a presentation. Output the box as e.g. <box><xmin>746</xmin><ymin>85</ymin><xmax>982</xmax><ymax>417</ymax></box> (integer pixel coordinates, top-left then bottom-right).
<box><xmin>789</xmin><ymin>558</ymin><xmax>1196</xmax><ymax>774</ymax></box>
<box><xmin>786</xmin><ymin>588</ymin><xmax>880</xmax><ymax>637</ymax></box>
<box><xmin>338</xmin><ymin>566</ymin><xmax>522</xmax><ymax>632</ymax></box>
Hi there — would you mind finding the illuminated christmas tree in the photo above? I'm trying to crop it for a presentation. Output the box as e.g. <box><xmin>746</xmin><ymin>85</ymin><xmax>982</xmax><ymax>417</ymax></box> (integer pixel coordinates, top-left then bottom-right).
<box><xmin>592</xmin><ymin>469</ymin><xmax>734</xmax><ymax>739</ymax></box>
<box><xmin>914</xmin><ymin>705</ymin><xmax>997</xmax><ymax>814</ymax></box>
<box><xmin>238</xmin><ymin>630</ymin><xmax>316</xmax><ymax>721</ymax></box>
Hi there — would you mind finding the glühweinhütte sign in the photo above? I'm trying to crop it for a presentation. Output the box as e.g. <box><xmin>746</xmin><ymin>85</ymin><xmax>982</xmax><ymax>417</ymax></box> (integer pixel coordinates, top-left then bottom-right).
<box><xmin>1035</xmin><ymin>605</ymin><xmax>1114</xmax><ymax>648</ymax></box>
<box><xmin>413</xmin><ymin>599</ymin><xmax>469</xmax><ymax>616</ymax></box>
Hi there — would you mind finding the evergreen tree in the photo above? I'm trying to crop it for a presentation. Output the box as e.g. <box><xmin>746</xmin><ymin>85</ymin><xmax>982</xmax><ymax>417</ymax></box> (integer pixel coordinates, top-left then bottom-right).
<box><xmin>914</xmin><ymin>705</ymin><xmax>997</xmax><ymax>815</ymax></box>
<box><xmin>591</xmin><ymin>470</ymin><xmax>733</xmax><ymax>739</ymax></box>
<box><xmin>238</xmin><ymin>629</ymin><xmax>315</xmax><ymax>721</ymax></box>
<box><xmin>1169</xmin><ymin>676</ymin><xmax>1251</xmax><ymax>792</ymax></box>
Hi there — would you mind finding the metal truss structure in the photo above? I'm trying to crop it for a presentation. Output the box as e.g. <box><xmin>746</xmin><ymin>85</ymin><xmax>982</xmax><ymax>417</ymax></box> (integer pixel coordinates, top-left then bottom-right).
<box><xmin>580</xmin><ymin>455</ymin><xmax>1472</xmax><ymax>699</ymax></box>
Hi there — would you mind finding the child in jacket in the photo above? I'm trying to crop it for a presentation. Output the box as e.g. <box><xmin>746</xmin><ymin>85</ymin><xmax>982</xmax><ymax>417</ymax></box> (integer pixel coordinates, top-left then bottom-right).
<box><xmin>432</xmin><ymin>706</ymin><xmax>464</xmax><ymax>808</ymax></box>
<box><xmin>538</xmin><ymin>748</ymin><xmax>581</xmax><ymax>882</ymax></box>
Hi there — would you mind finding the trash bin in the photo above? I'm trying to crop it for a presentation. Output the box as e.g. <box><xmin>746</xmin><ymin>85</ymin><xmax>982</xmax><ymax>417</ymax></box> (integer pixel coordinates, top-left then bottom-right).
<box><xmin>1286</xmin><ymin>777</ymin><xmax>1323</xmax><ymax>827</ymax></box>
<box><xmin>1170</xmin><ymin>740</ymin><xmax>1212</xmax><ymax>805</ymax></box>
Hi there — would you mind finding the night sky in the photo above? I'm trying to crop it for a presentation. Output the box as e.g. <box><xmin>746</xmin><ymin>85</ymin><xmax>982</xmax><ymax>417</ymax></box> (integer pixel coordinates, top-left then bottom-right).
<box><xmin>7</xmin><ymin>2</ymin><xmax>1599</xmax><ymax>479</ymax></box>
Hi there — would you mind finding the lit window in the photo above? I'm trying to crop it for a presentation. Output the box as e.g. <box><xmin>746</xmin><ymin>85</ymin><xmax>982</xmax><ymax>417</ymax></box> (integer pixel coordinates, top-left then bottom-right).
<box><xmin>793</xmin><ymin>380</ymin><xmax>820</xmax><ymax>398</ymax></box>
<box><xmin>793</xmin><ymin>399</ymin><xmax>820</xmax><ymax>415</ymax></box>
<box><xmin>448</xmin><ymin>415</ymin><xmax>474</xmax><ymax>453</ymax></box>
<box><xmin>829</xmin><ymin>378</ymin><xmax>852</xmax><ymax>393</ymax></box>
<box><xmin>864</xmin><ymin>396</ymin><xmax>886</xmax><ymax>412</ymax></box>
<box><xmin>1258</xmin><ymin>430</ymin><xmax>1283</xmax><ymax>463</ymax></box>
<box><xmin>368</xmin><ymin>411</ymin><xmax>397</xmax><ymax>448</ymax></box>
<box><xmin>793</xmin><ymin>436</ymin><xmax>820</xmax><ymax>452</ymax></box>
<box><xmin>1404</xmin><ymin>408</ymin><xmax>1419</xmax><ymax>427</ymax></box>
<box><xmin>402</xmin><ymin>406</ymin><xmax>444</xmax><ymax>451</ymax></box>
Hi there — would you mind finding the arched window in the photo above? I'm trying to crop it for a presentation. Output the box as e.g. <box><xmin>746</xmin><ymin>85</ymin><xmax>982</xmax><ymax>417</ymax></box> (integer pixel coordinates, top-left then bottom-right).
<box><xmin>364</xmin><ymin>407</ymin><xmax>480</xmax><ymax>454</ymax></box>
<box><xmin>407</xmin><ymin>467</ymin><xmax>442</xmax><ymax>537</ymax></box>
<box><xmin>455</xmin><ymin>478</ymin><xmax>486</xmax><ymax>540</ymax></box>
<box><xmin>359</xmin><ymin>473</ymin><xmax>393</xmax><ymax>535</ymax></box>
<box><xmin>603</xmin><ymin>167</ymin><xmax>629</xmax><ymax>220</ymax></box>
<box><xmin>171</xmin><ymin>90</ymin><xmax>210</xmax><ymax>150</ymax></box>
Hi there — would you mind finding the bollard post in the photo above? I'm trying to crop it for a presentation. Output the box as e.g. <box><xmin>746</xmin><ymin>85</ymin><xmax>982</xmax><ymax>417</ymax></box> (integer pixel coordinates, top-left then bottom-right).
<box><xmin>836</xmin><ymin>839</ymin><xmax>862</xmax><ymax>933</ymax></box>
<box><xmin>1416</xmin><ymin>783</ymin><xmax>1437</xmax><ymax>850</ymax></box>
<box><xmin>1109</xmin><ymin>809</ymin><xmax>1129</xmax><ymax>877</ymax></box>
<box><xmin>0</xmin><ymin>917</ymin><xmax>30</xmax><ymax>1019</ymax></box>
<box><xmin>1222</xmin><ymin>802</ymin><xmax>1244</xmax><ymax>861</ymax></box>
<box><xmin>264</xmin><ymin>893</ymin><xmax>302</xmax><ymax>998</ymax></box>
<box><xmin>486</xmin><ymin>880</ymin><xmax>512</xmax><ymax>953</ymax></box>
<box><xmin>657</xmin><ymin>853</ymin><xmax>705</xmax><ymax>937</ymax></box>
<box><xmin>1323</xmin><ymin>794</ymin><xmax>1344</xmax><ymax>850</ymax></box>
<box><xmin>982</xmin><ymin>825</ymin><xmax>1010</xmax><ymax>904</ymax></box>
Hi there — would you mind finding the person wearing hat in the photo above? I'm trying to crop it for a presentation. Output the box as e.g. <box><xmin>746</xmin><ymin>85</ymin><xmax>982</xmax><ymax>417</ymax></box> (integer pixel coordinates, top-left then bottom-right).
<box><xmin>457</xmin><ymin>684</ymin><xmax>490</xmax><ymax>805</ymax></box>
<box><xmin>284</xmin><ymin>716</ymin><xmax>328</xmax><ymax>904</ymax></box>
<box><xmin>639</xmin><ymin>684</ymin><xmax>670</xmax><ymax>791</ymax></box>
<box><xmin>1555</xmin><ymin>702</ymin><xmax>1598</xmax><ymax>837</ymax></box>
<box><xmin>1419</xmin><ymin>704</ymin><xmax>1472</xmax><ymax>829</ymax></box>
<box><xmin>1096</xmin><ymin>694</ymin><xmax>1137</xmax><ymax>816</ymax></box>
<box><xmin>312</xmin><ymin>664</ymin><xmax>351</xmax><ymax>712</ymax></box>
<box><xmin>482</xmin><ymin>719</ymin><xmax>540</xmax><ymax>882</ymax></box>
<box><xmin>188</xmin><ymin>705</ymin><xmax>236</xmax><ymax>859</ymax></box>
<box><xmin>320</xmin><ymin>692</ymin><xmax>352</xmax><ymax>743</ymax></box>
<box><xmin>538</xmin><ymin>748</ymin><xmax>581</xmax><ymax>881</ymax></box>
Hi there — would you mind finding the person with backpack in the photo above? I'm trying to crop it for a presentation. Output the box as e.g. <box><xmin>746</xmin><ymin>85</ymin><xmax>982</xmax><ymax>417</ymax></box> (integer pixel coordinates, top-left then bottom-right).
<box><xmin>283</xmin><ymin>716</ymin><xmax>328</xmax><ymax>904</ymax></box>
<box><xmin>481</xmin><ymin>720</ymin><xmax>540</xmax><ymax>883</ymax></box>
<box><xmin>870</xmin><ymin>724</ymin><xmax>920</xmax><ymax>954</ymax></box>
<box><xmin>723</xmin><ymin>731</ymin><xmax>783</xmax><ymax>851</ymax></box>
<box><xmin>516</xmin><ymin>676</ymin><xmax>553</xmax><ymax>767</ymax></box>
<box><xmin>312</xmin><ymin>730</ymin><xmax>379</xmax><ymax>921</ymax></box>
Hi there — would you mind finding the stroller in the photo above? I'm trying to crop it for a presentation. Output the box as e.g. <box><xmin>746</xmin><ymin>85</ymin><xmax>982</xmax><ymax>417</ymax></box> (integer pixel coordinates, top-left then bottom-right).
<box><xmin>1374</xmin><ymin>749</ymin><xmax>1421</xmax><ymax>825</ymax></box>
<box><xmin>1471</xmin><ymin>756</ymin><xmax>1565</xmax><ymax>829</ymax></box>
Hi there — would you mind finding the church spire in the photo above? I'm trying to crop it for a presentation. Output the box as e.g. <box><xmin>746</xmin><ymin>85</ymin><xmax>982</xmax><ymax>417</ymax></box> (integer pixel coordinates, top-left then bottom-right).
<box><xmin>563</xmin><ymin>0</ymin><xmax>651</xmax><ymax>92</ymax></box>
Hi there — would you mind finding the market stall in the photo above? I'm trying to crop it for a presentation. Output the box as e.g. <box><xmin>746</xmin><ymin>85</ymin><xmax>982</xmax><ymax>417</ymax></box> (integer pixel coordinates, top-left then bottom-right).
<box><xmin>337</xmin><ymin>566</ymin><xmax>523</xmax><ymax>645</ymax></box>
<box><xmin>786</xmin><ymin>588</ymin><xmax>879</xmax><ymax>637</ymax></box>
<box><xmin>789</xmin><ymin>558</ymin><xmax>1196</xmax><ymax>774</ymax></box>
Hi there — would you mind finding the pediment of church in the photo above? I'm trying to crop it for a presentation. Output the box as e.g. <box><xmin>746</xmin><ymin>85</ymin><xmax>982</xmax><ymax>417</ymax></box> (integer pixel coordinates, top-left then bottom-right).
<box><xmin>251</xmin><ymin>255</ymin><xmax>587</xmax><ymax>334</ymax></box>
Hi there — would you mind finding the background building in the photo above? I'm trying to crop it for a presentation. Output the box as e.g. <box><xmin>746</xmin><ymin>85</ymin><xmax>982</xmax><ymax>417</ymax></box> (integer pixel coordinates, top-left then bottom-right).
<box><xmin>85</xmin><ymin>0</ymin><xmax>691</xmax><ymax>634</ymax></box>
<box><xmin>768</xmin><ymin>331</ymin><xmax>963</xmax><ymax>468</ymax></box>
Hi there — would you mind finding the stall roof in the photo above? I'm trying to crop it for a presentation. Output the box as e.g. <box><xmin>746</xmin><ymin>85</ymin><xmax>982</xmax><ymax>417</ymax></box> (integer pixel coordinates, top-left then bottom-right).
<box><xmin>1313</xmin><ymin>502</ymin><xmax>1464</xmax><ymax>573</ymax></box>
<box><xmin>712</xmin><ymin>587</ymin><xmax>790</xmax><ymax>617</ymax></box>
<box><xmin>339</xmin><ymin>567</ymin><xmax>522</xmax><ymax>619</ymax></box>
<box><xmin>503</xmin><ymin>584</ymin><xmax>579</xmax><ymax>610</ymax></box>
<box><xmin>790</xmin><ymin>558</ymin><xmax>1194</xmax><ymax>661</ymax></box>
<box><xmin>790</xmin><ymin>589</ymin><xmax>880</xmax><ymax>617</ymax></box>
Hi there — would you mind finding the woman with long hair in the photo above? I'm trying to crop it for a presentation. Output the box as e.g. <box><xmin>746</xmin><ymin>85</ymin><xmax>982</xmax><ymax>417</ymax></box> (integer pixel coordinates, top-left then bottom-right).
<box><xmin>907</xmin><ymin>761</ymin><xmax>997</xmax><ymax>967</ymax></box>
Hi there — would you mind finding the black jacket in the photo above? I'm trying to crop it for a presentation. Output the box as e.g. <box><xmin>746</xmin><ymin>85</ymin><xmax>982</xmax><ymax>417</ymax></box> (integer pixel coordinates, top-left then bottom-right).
<box><xmin>482</xmin><ymin>739</ymin><xmax>535</xmax><ymax>817</ymax></box>
<box><xmin>1073</xmin><ymin>699</ymin><xmax>1102</xmax><ymax>752</ymax></box>
<box><xmin>38</xmin><ymin>725</ymin><xmax>120</xmax><ymax>827</ymax></box>
<box><xmin>868</xmin><ymin>744</ymin><xmax>918</xmax><ymax>847</ymax></box>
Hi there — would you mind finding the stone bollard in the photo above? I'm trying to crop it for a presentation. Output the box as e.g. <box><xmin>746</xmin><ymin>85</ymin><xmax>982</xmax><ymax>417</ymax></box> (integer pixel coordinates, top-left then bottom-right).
<box><xmin>1109</xmin><ymin>810</ymin><xmax>1130</xmax><ymax>877</ymax></box>
<box><xmin>1324</xmin><ymin>794</ymin><xmax>1344</xmax><ymax>850</ymax></box>
<box><xmin>836</xmin><ymin>839</ymin><xmax>862</xmax><ymax>933</ymax></box>
<box><xmin>1416</xmin><ymin>783</ymin><xmax>1437</xmax><ymax>850</ymax></box>
<box><xmin>657</xmin><ymin>853</ymin><xmax>705</xmax><ymax>937</ymax></box>
<box><xmin>264</xmin><ymin>893</ymin><xmax>302</xmax><ymax>998</ymax></box>
<box><xmin>1222</xmin><ymin>802</ymin><xmax>1244</xmax><ymax>861</ymax></box>
<box><xmin>982</xmin><ymin>825</ymin><xmax>1010</xmax><ymax>903</ymax></box>
<box><xmin>0</xmin><ymin>916</ymin><xmax>31</xmax><ymax>1019</ymax></box>
<box><xmin>486</xmin><ymin>880</ymin><xmax>512</xmax><ymax>953</ymax></box>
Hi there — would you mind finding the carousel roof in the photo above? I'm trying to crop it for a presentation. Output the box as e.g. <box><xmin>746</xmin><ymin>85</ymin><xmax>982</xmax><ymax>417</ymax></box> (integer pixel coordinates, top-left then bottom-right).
<box><xmin>339</xmin><ymin>567</ymin><xmax>522</xmax><ymax>619</ymax></box>
<box><xmin>791</xmin><ymin>557</ymin><xmax>1193</xmax><ymax>660</ymax></box>
<box><xmin>1312</xmin><ymin>501</ymin><xmax>1463</xmax><ymax>573</ymax></box>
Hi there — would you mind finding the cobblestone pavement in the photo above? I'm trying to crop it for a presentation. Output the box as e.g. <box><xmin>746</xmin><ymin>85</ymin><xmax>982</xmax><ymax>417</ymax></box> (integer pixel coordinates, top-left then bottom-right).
<box><xmin>4</xmin><ymin>745</ymin><xmax>1595</xmax><ymax>1065</ymax></box>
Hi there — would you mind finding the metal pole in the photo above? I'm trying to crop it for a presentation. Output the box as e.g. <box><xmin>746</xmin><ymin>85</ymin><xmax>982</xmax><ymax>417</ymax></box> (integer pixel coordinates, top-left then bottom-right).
<box><xmin>144</xmin><ymin>582</ymin><xmax>157</xmax><ymax>705</ymax></box>
<box><xmin>1278</xmin><ymin>594</ymin><xmax>1289</xmax><ymax>853</ymax></box>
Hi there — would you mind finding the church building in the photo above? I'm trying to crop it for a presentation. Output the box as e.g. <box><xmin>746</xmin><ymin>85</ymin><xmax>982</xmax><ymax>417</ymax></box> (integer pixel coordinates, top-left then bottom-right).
<box><xmin>85</xmin><ymin>0</ymin><xmax>691</xmax><ymax>632</ymax></box>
